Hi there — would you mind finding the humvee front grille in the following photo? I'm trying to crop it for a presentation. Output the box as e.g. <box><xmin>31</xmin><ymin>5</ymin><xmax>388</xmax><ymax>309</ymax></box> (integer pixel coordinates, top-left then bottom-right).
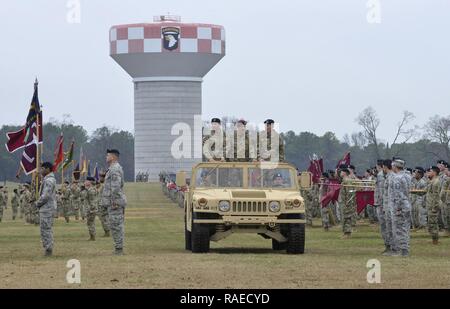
<box><xmin>232</xmin><ymin>201</ymin><xmax>267</xmax><ymax>213</ymax></box>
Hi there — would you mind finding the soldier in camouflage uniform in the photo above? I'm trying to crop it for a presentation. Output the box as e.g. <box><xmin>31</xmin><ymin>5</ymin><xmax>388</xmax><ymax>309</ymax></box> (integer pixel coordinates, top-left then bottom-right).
<box><xmin>102</xmin><ymin>149</ymin><xmax>127</xmax><ymax>255</ymax></box>
<box><xmin>390</xmin><ymin>159</ymin><xmax>411</xmax><ymax>257</ymax></box>
<box><xmin>18</xmin><ymin>185</ymin><xmax>24</xmax><ymax>219</ymax></box>
<box><xmin>439</xmin><ymin>165</ymin><xmax>450</xmax><ymax>237</ymax></box>
<box><xmin>61</xmin><ymin>182</ymin><xmax>71</xmax><ymax>223</ymax></box>
<box><xmin>80</xmin><ymin>185</ymin><xmax>87</xmax><ymax>221</ymax></box>
<box><xmin>70</xmin><ymin>180</ymin><xmax>81</xmax><ymax>220</ymax></box>
<box><xmin>22</xmin><ymin>184</ymin><xmax>33</xmax><ymax>224</ymax></box>
<box><xmin>11</xmin><ymin>188</ymin><xmax>20</xmax><ymax>220</ymax></box>
<box><xmin>301</xmin><ymin>185</ymin><xmax>314</xmax><ymax>226</ymax></box>
<box><xmin>85</xmin><ymin>177</ymin><xmax>98</xmax><ymax>241</ymax></box>
<box><xmin>55</xmin><ymin>190</ymin><xmax>62</xmax><ymax>218</ymax></box>
<box><xmin>35</xmin><ymin>162</ymin><xmax>57</xmax><ymax>256</ymax></box>
<box><xmin>426</xmin><ymin>166</ymin><xmax>441</xmax><ymax>244</ymax></box>
<box><xmin>374</xmin><ymin>160</ymin><xmax>389</xmax><ymax>253</ymax></box>
<box><xmin>203</xmin><ymin>118</ymin><xmax>226</xmax><ymax>162</ymax></box>
<box><xmin>226</xmin><ymin>119</ymin><xmax>257</xmax><ymax>162</ymax></box>
<box><xmin>97</xmin><ymin>173</ymin><xmax>110</xmax><ymax>237</ymax></box>
<box><xmin>339</xmin><ymin>168</ymin><xmax>353</xmax><ymax>238</ymax></box>
<box><xmin>437</xmin><ymin>160</ymin><xmax>447</xmax><ymax>230</ymax></box>
<box><xmin>257</xmin><ymin>119</ymin><xmax>285</xmax><ymax>162</ymax></box>
<box><xmin>319</xmin><ymin>173</ymin><xmax>331</xmax><ymax>231</ymax></box>
<box><xmin>0</xmin><ymin>186</ymin><xmax>6</xmax><ymax>222</ymax></box>
<box><xmin>382</xmin><ymin>159</ymin><xmax>395</xmax><ymax>255</ymax></box>
<box><xmin>412</xmin><ymin>167</ymin><xmax>427</xmax><ymax>229</ymax></box>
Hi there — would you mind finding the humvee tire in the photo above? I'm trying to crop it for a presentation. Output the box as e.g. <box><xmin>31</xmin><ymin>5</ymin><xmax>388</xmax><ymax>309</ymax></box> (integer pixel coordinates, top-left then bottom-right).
<box><xmin>191</xmin><ymin>220</ymin><xmax>210</xmax><ymax>253</ymax></box>
<box><xmin>286</xmin><ymin>224</ymin><xmax>305</xmax><ymax>254</ymax></box>
<box><xmin>272</xmin><ymin>239</ymin><xmax>287</xmax><ymax>250</ymax></box>
<box><xmin>185</xmin><ymin>215</ymin><xmax>192</xmax><ymax>251</ymax></box>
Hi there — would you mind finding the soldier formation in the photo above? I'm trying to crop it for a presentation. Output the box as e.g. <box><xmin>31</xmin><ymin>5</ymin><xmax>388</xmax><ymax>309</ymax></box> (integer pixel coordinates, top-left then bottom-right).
<box><xmin>303</xmin><ymin>158</ymin><xmax>450</xmax><ymax>257</ymax></box>
<box><xmin>0</xmin><ymin>149</ymin><xmax>126</xmax><ymax>257</ymax></box>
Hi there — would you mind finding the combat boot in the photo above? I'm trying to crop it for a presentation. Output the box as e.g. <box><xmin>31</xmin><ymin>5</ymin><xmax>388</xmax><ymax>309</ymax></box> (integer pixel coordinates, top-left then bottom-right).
<box><xmin>45</xmin><ymin>249</ymin><xmax>53</xmax><ymax>257</ymax></box>
<box><xmin>65</xmin><ymin>217</ymin><xmax>70</xmax><ymax>223</ymax></box>
<box><xmin>381</xmin><ymin>246</ymin><xmax>390</xmax><ymax>255</ymax></box>
<box><xmin>114</xmin><ymin>248</ymin><xmax>124</xmax><ymax>256</ymax></box>
<box><xmin>103</xmin><ymin>231</ymin><xmax>110</xmax><ymax>237</ymax></box>
<box><xmin>432</xmin><ymin>238</ymin><xmax>439</xmax><ymax>245</ymax></box>
<box><xmin>88</xmin><ymin>234</ymin><xmax>95</xmax><ymax>241</ymax></box>
<box><xmin>341</xmin><ymin>233</ymin><xmax>351</xmax><ymax>239</ymax></box>
<box><xmin>401</xmin><ymin>249</ymin><xmax>409</xmax><ymax>257</ymax></box>
<box><xmin>389</xmin><ymin>250</ymin><xmax>401</xmax><ymax>257</ymax></box>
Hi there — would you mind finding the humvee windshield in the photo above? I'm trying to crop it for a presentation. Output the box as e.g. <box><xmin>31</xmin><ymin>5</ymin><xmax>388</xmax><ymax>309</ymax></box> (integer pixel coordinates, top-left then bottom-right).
<box><xmin>248</xmin><ymin>168</ymin><xmax>294</xmax><ymax>189</ymax></box>
<box><xmin>196</xmin><ymin>167</ymin><xmax>244</xmax><ymax>188</ymax></box>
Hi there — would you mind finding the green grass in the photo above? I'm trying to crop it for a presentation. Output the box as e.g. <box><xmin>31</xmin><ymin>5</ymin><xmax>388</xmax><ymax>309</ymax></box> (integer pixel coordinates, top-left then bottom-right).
<box><xmin>0</xmin><ymin>182</ymin><xmax>449</xmax><ymax>288</ymax></box>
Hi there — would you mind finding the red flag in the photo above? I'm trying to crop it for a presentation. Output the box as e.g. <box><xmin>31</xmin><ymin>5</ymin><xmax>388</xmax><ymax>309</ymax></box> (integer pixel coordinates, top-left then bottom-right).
<box><xmin>308</xmin><ymin>158</ymin><xmax>323</xmax><ymax>184</ymax></box>
<box><xmin>356</xmin><ymin>191</ymin><xmax>374</xmax><ymax>214</ymax></box>
<box><xmin>320</xmin><ymin>179</ymin><xmax>341</xmax><ymax>207</ymax></box>
<box><xmin>5</xmin><ymin>80</ymin><xmax>43</xmax><ymax>153</ymax></box>
<box><xmin>336</xmin><ymin>152</ymin><xmax>351</xmax><ymax>169</ymax></box>
<box><xmin>53</xmin><ymin>134</ymin><xmax>64</xmax><ymax>172</ymax></box>
<box><xmin>20</xmin><ymin>143</ymin><xmax>38</xmax><ymax>175</ymax></box>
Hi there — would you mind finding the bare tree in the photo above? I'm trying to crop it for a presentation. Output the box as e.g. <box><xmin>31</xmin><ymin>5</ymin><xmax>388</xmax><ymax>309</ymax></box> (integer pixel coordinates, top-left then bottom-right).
<box><xmin>392</xmin><ymin>111</ymin><xmax>417</xmax><ymax>145</ymax></box>
<box><xmin>424</xmin><ymin>115</ymin><xmax>450</xmax><ymax>161</ymax></box>
<box><xmin>351</xmin><ymin>132</ymin><xmax>367</xmax><ymax>148</ymax></box>
<box><xmin>356</xmin><ymin>107</ymin><xmax>381</xmax><ymax>158</ymax></box>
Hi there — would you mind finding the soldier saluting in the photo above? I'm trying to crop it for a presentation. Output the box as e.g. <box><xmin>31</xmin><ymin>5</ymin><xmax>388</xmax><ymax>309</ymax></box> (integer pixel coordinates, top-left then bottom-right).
<box><xmin>102</xmin><ymin>149</ymin><xmax>127</xmax><ymax>255</ymax></box>
<box><xmin>35</xmin><ymin>162</ymin><xmax>57</xmax><ymax>256</ymax></box>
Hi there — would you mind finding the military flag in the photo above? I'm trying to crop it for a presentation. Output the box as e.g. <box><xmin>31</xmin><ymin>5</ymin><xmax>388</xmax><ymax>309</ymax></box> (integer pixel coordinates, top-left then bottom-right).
<box><xmin>93</xmin><ymin>163</ymin><xmax>99</xmax><ymax>182</ymax></box>
<box><xmin>356</xmin><ymin>191</ymin><xmax>375</xmax><ymax>214</ymax></box>
<box><xmin>336</xmin><ymin>152</ymin><xmax>351</xmax><ymax>169</ymax></box>
<box><xmin>81</xmin><ymin>158</ymin><xmax>88</xmax><ymax>175</ymax></box>
<box><xmin>53</xmin><ymin>133</ymin><xmax>64</xmax><ymax>172</ymax></box>
<box><xmin>308</xmin><ymin>155</ymin><xmax>323</xmax><ymax>184</ymax></box>
<box><xmin>87</xmin><ymin>161</ymin><xmax>92</xmax><ymax>177</ymax></box>
<box><xmin>73</xmin><ymin>162</ymin><xmax>81</xmax><ymax>181</ymax></box>
<box><xmin>20</xmin><ymin>143</ymin><xmax>38</xmax><ymax>175</ymax></box>
<box><xmin>320</xmin><ymin>179</ymin><xmax>341</xmax><ymax>208</ymax></box>
<box><xmin>62</xmin><ymin>140</ymin><xmax>74</xmax><ymax>170</ymax></box>
<box><xmin>5</xmin><ymin>79</ymin><xmax>43</xmax><ymax>153</ymax></box>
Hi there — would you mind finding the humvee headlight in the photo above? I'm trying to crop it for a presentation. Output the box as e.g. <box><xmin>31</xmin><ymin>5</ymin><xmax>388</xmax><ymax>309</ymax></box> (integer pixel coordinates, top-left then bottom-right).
<box><xmin>218</xmin><ymin>200</ymin><xmax>231</xmax><ymax>212</ymax></box>
<box><xmin>198</xmin><ymin>198</ymin><xmax>208</xmax><ymax>207</ymax></box>
<box><xmin>285</xmin><ymin>200</ymin><xmax>292</xmax><ymax>206</ymax></box>
<box><xmin>269</xmin><ymin>201</ymin><xmax>280</xmax><ymax>212</ymax></box>
<box><xmin>292</xmin><ymin>199</ymin><xmax>301</xmax><ymax>207</ymax></box>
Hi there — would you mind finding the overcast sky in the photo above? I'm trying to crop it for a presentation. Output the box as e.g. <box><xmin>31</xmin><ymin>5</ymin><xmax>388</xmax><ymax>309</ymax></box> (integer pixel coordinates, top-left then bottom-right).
<box><xmin>0</xmin><ymin>0</ymin><xmax>449</xmax><ymax>144</ymax></box>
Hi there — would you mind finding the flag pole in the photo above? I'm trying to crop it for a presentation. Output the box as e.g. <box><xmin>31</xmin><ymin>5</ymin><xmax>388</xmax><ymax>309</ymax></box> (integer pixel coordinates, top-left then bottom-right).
<box><xmin>35</xmin><ymin>78</ymin><xmax>40</xmax><ymax>200</ymax></box>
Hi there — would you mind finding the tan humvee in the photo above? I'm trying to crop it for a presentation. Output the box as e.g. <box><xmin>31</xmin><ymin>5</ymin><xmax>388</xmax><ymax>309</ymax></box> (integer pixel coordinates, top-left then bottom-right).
<box><xmin>178</xmin><ymin>162</ymin><xmax>310</xmax><ymax>254</ymax></box>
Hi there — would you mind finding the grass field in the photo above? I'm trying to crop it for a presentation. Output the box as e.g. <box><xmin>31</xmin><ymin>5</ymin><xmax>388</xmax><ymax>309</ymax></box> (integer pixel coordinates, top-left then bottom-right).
<box><xmin>0</xmin><ymin>182</ymin><xmax>449</xmax><ymax>288</ymax></box>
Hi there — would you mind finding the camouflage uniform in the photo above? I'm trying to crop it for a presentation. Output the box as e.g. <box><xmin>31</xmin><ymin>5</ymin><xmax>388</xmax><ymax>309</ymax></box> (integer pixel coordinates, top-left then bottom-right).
<box><xmin>23</xmin><ymin>187</ymin><xmax>33</xmax><ymax>223</ymax></box>
<box><xmin>36</xmin><ymin>172</ymin><xmax>57</xmax><ymax>254</ymax></box>
<box><xmin>11</xmin><ymin>190</ymin><xmax>20</xmax><ymax>220</ymax></box>
<box><xmin>257</xmin><ymin>129</ymin><xmax>285</xmax><ymax>162</ymax></box>
<box><xmin>61</xmin><ymin>184</ymin><xmax>71</xmax><ymax>223</ymax></box>
<box><xmin>384</xmin><ymin>171</ymin><xmax>394</xmax><ymax>250</ymax></box>
<box><xmin>97</xmin><ymin>183</ymin><xmax>110</xmax><ymax>236</ymax></box>
<box><xmin>302</xmin><ymin>188</ymin><xmax>313</xmax><ymax>226</ymax></box>
<box><xmin>0</xmin><ymin>189</ymin><xmax>6</xmax><ymax>222</ymax></box>
<box><xmin>439</xmin><ymin>177</ymin><xmax>450</xmax><ymax>233</ymax></box>
<box><xmin>203</xmin><ymin>129</ymin><xmax>226</xmax><ymax>161</ymax></box>
<box><xmin>375</xmin><ymin>170</ymin><xmax>389</xmax><ymax>249</ymax></box>
<box><xmin>19</xmin><ymin>187</ymin><xmax>24</xmax><ymax>219</ymax></box>
<box><xmin>319</xmin><ymin>181</ymin><xmax>330</xmax><ymax>230</ymax></box>
<box><xmin>102</xmin><ymin>162</ymin><xmax>127</xmax><ymax>253</ymax></box>
<box><xmin>426</xmin><ymin>177</ymin><xmax>441</xmax><ymax>241</ymax></box>
<box><xmin>339</xmin><ymin>178</ymin><xmax>353</xmax><ymax>234</ymax></box>
<box><xmin>86</xmin><ymin>185</ymin><xmax>98</xmax><ymax>239</ymax></box>
<box><xmin>412</xmin><ymin>177</ymin><xmax>427</xmax><ymax>228</ymax></box>
<box><xmin>55</xmin><ymin>192</ymin><xmax>62</xmax><ymax>218</ymax></box>
<box><xmin>226</xmin><ymin>129</ymin><xmax>256</xmax><ymax>162</ymax></box>
<box><xmin>391</xmin><ymin>170</ymin><xmax>412</xmax><ymax>254</ymax></box>
<box><xmin>70</xmin><ymin>183</ymin><xmax>81</xmax><ymax>220</ymax></box>
<box><xmin>80</xmin><ymin>187</ymin><xmax>87</xmax><ymax>220</ymax></box>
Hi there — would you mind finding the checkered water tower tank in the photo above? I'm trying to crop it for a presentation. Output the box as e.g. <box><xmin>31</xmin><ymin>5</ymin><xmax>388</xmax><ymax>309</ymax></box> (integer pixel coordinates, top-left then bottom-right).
<box><xmin>109</xmin><ymin>15</ymin><xmax>225</xmax><ymax>181</ymax></box>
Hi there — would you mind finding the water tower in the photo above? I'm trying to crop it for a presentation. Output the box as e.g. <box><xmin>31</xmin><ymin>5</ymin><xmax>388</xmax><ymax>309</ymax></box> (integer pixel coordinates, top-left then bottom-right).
<box><xmin>109</xmin><ymin>15</ymin><xmax>225</xmax><ymax>181</ymax></box>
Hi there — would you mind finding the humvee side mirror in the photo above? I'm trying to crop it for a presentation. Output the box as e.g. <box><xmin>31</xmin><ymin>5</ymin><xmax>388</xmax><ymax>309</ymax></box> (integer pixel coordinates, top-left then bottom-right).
<box><xmin>298</xmin><ymin>172</ymin><xmax>313</xmax><ymax>190</ymax></box>
<box><xmin>176</xmin><ymin>171</ymin><xmax>187</xmax><ymax>187</ymax></box>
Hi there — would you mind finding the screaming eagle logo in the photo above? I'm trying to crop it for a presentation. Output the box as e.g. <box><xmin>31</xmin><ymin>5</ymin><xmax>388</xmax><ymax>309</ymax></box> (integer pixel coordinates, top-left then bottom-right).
<box><xmin>162</xmin><ymin>27</ymin><xmax>180</xmax><ymax>51</ymax></box>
